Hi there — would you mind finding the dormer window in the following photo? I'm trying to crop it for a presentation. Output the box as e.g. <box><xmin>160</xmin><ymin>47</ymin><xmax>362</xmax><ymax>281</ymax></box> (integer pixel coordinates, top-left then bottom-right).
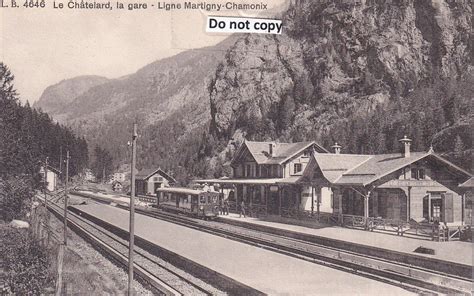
<box><xmin>411</xmin><ymin>168</ymin><xmax>425</xmax><ymax>180</ymax></box>
<box><xmin>294</xmin><ymin>163</ymin><xmax>302</xmax><ymax>174</ymax></box>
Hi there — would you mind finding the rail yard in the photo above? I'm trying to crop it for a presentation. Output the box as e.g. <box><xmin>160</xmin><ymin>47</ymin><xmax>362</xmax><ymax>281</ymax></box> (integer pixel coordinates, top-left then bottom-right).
<box><xmin>39</xmin><ymin>190</ymin><xmax>472</xmax><ymax>295</ymax></box>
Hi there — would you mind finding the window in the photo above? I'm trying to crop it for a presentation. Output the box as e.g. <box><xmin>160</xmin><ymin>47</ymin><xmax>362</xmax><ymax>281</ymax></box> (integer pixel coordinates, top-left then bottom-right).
<box><xmin>246</xmin><ymin>164</ymin><xmax>251</xmax><ymax>177</ymax></box>
<box><xmin>261</xmin><ymin>166</ymin><xmax>267</xmax><ymax>177</ymax></box>
<box><xmin>294</xmin><ymin>163</ymin><xmax>302</xmax><ymax>174</ymax></box>
<box><xmin>271</xmin><ymin>165</ymin><xmax>276</xmax><ymax>177</ymax></box>
<box><xmin>411</xmin><ymin>168</ymin><xmax>425</xmax><ymax>180</ymax></box>
<box><xmin>303</xmin><ymin>150</ymin><xmax>311</xmax><ymax>157</ymax></box>
<box><xmin>153</xmin><ymin>176</ymin><xmax>159</xmax><ymax>181</ymax></box>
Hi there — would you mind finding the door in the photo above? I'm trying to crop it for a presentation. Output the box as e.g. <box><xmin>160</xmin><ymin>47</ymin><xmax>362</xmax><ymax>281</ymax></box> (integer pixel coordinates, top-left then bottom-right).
<box><xmin>431</xmin><ymin>199</ymin><xmax>442</xmax><ymax>222</ymax></box>
<box><xmin>387</xmin><ymin>192</ymin><xmax>401</xmax><ymax>220</ymax></box>
<box><xmin>154</xmin><ymin>182</ymin><xmax>162</xmax><ymax>193</ymax></box>
<box><xmin>191</xmin><ymin>195</ymin><xmax>198</xmax><ymax>213</ymax></box>
<box><xmin>268</xmin><ymin>191</ymin><xmax>279</xmax><ymax>214</ymax></box>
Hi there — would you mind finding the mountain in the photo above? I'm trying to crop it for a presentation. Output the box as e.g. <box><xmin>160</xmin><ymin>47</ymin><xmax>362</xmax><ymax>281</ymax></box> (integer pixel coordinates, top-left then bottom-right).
<box><xmin>208</xmin><ymin>0</ymin><xmax>472</xmax><ymax>169</ymax></box>
<box><xmin>34</xmin><ymin>75</ymin><xmax>109</xmax><ymax>116</ymax></box>
<box><xmin>34</xmin><ymin>37</ymin><xmax>238</xmax><ymax>182</ymax></box>
<box><xmin>35</xmin><ymin>0</ymin><xmax>473</xmax><ymax>182</ymax></box>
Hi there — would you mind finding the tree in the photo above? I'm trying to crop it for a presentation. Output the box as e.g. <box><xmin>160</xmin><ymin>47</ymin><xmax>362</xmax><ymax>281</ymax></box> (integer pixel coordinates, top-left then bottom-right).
<box><xmin>0</xmin><ymin>63</ymin><xmax>89</xmax><ymax>183</ymax></box>
<box><xmin>453</xmin><ymin>135</ymin><xmax>464</xmax><ymax>158</ymax></box>
<box><xmin>91</xmin><ymin>145</ymin><xmax>114</xmax><ymax>182</ymax></box>
<box><xmin>0</xmin><ymin>176</ymin><xmax>35</xmax><ymax>222</ymax></box>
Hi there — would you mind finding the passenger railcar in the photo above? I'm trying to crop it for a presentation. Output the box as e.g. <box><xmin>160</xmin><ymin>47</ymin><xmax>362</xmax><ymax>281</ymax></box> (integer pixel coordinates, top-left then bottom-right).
<box><xmin>156</xmin><ymin>187</ymin><xmax>219</xmax><ymax>219</ymax></box>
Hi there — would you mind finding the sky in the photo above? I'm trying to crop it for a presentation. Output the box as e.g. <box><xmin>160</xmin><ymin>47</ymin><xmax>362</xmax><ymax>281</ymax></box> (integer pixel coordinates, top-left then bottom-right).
<box><xmin>0</xmin><ymin>0</ymin><xmax>287</xmax><ymax>104</ymax></box>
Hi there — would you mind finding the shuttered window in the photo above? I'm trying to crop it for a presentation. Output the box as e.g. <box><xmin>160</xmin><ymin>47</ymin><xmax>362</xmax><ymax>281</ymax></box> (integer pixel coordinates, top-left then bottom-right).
<box><xmin>442</xmin><ymin>193</ymin><xmax>454</xmax><ymax>223</ymax></box>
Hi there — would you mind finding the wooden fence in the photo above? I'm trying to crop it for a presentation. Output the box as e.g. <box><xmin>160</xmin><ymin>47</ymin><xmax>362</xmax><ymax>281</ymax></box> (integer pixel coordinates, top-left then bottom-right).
<box><xmin>278</xmin><ymin>206</ymin><xmax>470</xmax><ymax>242</ymax></box>
<box><xmin>30</xmin><ymin>195</ymin><xmax>66</xmax><ymax>295</ymax></box>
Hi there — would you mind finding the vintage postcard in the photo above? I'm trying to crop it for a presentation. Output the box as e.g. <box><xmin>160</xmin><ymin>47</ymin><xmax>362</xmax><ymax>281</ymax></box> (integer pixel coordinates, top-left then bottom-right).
<box><xmin>0</xmin><ymin>0</ymin><xmax>472</xmax><ymax>295</ymax></box>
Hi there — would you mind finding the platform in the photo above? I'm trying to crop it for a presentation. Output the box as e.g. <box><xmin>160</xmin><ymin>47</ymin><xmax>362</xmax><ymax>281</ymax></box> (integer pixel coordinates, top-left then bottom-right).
<box><xmin>73</xmin><ymin>203</ymin><xmax>413</xmax><ymax>295</ymax></box>
<box><xmin>217</xmin><ymin>213</ymin><xmax>472</xmax><ymax>266</ymax></box>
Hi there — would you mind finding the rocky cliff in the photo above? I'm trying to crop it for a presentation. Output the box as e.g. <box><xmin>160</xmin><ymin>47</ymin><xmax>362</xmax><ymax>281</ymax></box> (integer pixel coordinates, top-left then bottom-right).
<box><xmin>209</xmin><ymin>0</ymin><xmax>472</xmax><ymax>145</ymax></box>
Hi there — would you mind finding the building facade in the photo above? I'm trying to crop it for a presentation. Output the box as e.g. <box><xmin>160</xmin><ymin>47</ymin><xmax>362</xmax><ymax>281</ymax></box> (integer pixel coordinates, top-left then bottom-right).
<box><xmin>39</xmin><ymin>165</ymin><xmax>61</xmax><ymax>192</ymax></box>
<box><xmin>197</xmin><ymin>138</ymin><xmax>472</xmax><ymax>226</ymax></box>
<box><xmin>303</xmin><ymin>140</ymin><xmax>471</xmax><ymax>226</ymax></box>
<box><xmin>135</xmin><ymin>168</ymin><xmax>176</xmax><ymax>196</ymax></box>
<box><xmin>112</xmin><ymin>172</ymin><xmax>126</xmax><ymax>183</ymax></box>
<box><xmin>195</xmin><ymin>140</ymin><xmax>329</xmax><ymax>216</ymax></box>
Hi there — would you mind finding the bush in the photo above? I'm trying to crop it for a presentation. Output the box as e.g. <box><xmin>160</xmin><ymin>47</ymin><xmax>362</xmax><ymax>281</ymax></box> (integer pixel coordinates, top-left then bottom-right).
<box><xmin>0</xmin><ymin>176</ymin><xmax>35</xmax><ymax>222</ymax></box>
<box><xmin>0</xmin><ymin>225</ymin><xmax>53</xmax><ymax>294</ymax></box>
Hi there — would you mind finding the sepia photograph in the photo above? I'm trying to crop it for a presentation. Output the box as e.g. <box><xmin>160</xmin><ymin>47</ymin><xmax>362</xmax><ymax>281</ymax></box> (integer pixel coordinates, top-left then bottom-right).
<box><xmin>0</xmin><ymin>0</ymin><xmax>472</xmax><ymax>294</ymax></box>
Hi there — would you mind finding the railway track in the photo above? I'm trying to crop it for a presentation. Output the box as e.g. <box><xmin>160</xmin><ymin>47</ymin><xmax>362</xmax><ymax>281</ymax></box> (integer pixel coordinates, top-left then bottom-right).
<box><xmin>71</xmin><ymin>190</ymin><xmax>473</xmax><ymax>295</ymax></box>
<box><xmin>40</xmin><ymin>197</ymin><xmax>222</xmax><ymax>296</ymax></box>
<box><xmin>136</xmin><ymin>209</ymin><xmax>472</xmax><ymax>295</ymax></box>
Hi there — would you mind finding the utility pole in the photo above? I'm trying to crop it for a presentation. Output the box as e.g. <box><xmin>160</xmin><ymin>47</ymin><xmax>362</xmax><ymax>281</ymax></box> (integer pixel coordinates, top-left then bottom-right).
<box><xmin>63</xmin><ymin>150</ymin><xmax>70</xmax><ymax>246</ymax></box>
<box><xmin>44</xmin><ymin>157</ymin><xmax>50</xmax><ymax>244</ymax></box>
<box><xmin>59</xmin><ymin>146</ymin><xmax>63</xmax><ymax>182</ymax></box>
<box><xmin>128</xmin><ymin>123</ymin><xmax>138</xmax><ymax>296</ymax></box>
<box><xmin>44</xmin><ymin>157</ymin><xmax>49</xmax><ymax>209</ymax></box>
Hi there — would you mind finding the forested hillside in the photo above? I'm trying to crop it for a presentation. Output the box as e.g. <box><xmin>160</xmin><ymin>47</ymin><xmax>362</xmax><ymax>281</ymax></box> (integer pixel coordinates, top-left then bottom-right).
<box><xmin>0</xmin><ymin>63</ymin><xmax>89</xmax><ymax>183</ymax></box>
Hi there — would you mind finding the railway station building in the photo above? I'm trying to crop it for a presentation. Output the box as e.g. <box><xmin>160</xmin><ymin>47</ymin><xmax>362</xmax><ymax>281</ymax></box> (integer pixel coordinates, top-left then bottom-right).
<box><xmin>303</xmin><ymin>138</ymin><xmax>472</xmax><ymax>226</ymax></box>
<box><xmin>135</xmin><ymin>168</ymin><xmax>176</xmax><ymax>196</ymax></box>
<box><xmin>195</xmin><ymin>140</ymin><xmax>329</xmax><ymax>216</ymax></box>
<box><xmin>196</xmin><ymin>137</ymin><xmax>472</xmax><ymax>227</ymax></box>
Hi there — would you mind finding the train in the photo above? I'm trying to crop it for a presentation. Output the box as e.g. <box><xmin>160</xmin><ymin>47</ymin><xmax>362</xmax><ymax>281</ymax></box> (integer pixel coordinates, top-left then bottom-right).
<box><xmin>156</xmin><ymin>187</ymin><xmax>220</xmax><ymax>219</ymax></box>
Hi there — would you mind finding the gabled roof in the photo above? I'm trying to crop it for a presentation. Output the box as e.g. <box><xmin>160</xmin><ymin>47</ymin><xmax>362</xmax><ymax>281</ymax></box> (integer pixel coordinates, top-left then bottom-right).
<box><xmin>40</xmin><ymin>165</ymin><xmax>61</xmax><ymax>175</ymax></box>
<box><xmin>313</xmin><ymin>154</ymin><xmax>371</xmax><ymax>183</ymax></box>
<box><xmin>336</xmin><ymin>152</ymin><xmax>428</xmax><ymax>185</ymax></box>
<box><xmin>135</xmin><ymin>168</ymin><xmax>176</xmax><ymax>183</ymax></box>
<box><xmin>459</xmin><ymin>177</ymin><xmax>474</xmax><ymax>188</ymax></box>
<box><xmin>312</xmin><ymin>151</ymin><xmax>472</xmax><ymax>187</ymax></box>
<box><xmin>232</xmin><ymin>140</ymin><xmax>328</xmax><ymax>166</ymax></box>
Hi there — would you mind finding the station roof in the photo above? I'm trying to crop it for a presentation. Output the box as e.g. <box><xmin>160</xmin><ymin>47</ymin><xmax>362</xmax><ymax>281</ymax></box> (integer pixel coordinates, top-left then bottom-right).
<box><xmin>194</xmin><ymin>176</ymin><xmax>303</xmax><ymax>185</ymax></box>
<box><xmin>232</xmin><ymin>140</ymin><xmax>329</xmax><ymax>166</ymax></box>
<box><xmin>313</xmin><ymin>154</ymin><xmax>371</xmax><ymax>183</ymax></box>
<box><xmin>135</xmin><ymin>167</ymin><xmax>176</xmax><ymax>183</ymax></box>
<box><xmin>313</xmin><ymin>151</ymin><xmax>472</xmax><ymax>187</ymax></box>
<box><xmin>459</xmin><ymin>177</ymin><xmax>474</xmax><ymax>188</ymax></box>
<box><xmin>40</xmin><ymin>165</ymin><xmax>62</xmax><ymax>175</ymax></box>
<box><xmin>156</xmin><ymin>187</ymin><xmax>204</xmax><ymax>195</ymax></box>
<box><xmin>194</xmin><ymin>178</ymin><xmax>283</xmax><ymax>185</ymax></box>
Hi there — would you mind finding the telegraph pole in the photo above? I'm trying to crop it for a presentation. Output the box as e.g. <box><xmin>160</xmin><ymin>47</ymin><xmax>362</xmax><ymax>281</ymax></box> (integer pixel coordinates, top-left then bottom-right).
<box><xmin>44</xmin><ymin>157</ymin><xmax>49</xmax><ymax>208</ymax></box>
<box><xmin>59</xmin><ymin>146</ymin><xmax>63</xmax><ymax>181</ymax></box>
<box><xmin>44</xmin><ymin>157</ymin><xmax>50</xmax><ymax>245</ymax></box>
<box><xmin>128</xmin><ymin>123</ymin><xmax>138</xmax><ymax>296</ymax></box>
<box><xmin>63</xmin><ymin>150</ymin><xmax>70</xmax><ymax>246</ymax></box>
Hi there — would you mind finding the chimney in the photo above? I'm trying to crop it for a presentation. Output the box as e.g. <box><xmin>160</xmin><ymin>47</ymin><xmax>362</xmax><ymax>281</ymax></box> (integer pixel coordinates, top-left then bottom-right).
<box><xmin>399</xmin><ymin>135</ymin><xmax>412</xmax><ymax>158</ymax></box>
<box><xmin>269</xmin><ymin>142</ymin><xmax>276</xmax><ymax>157</ymax></box>
<box><xmin>331</xmin><ymin>142</ymin><xmax>342</xmax><ymax>154</ymax></box>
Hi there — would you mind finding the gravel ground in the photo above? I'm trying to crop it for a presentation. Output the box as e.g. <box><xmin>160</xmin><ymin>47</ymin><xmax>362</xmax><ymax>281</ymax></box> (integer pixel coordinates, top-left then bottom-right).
<box><xmin>54</xmin><ymin>196</ymin><xmax>225</xmax><ymax>295</ymax></box>
<box><xmin>47</xmin><ymin>203</ymin><xmax>154</xmax><ymax>295</ymax></box>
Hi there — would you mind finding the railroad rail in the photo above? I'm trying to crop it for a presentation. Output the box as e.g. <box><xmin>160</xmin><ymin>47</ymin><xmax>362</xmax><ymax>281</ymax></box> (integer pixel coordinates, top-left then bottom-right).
<box><xmin>38</xmin><ymin>196</ymin><xmax>220</xmax><ymax>296</ymax></box>
<box><xmin>71</xmin><ymin>190</ymin><xmax>473</xmax><ymax>295</ymax></box>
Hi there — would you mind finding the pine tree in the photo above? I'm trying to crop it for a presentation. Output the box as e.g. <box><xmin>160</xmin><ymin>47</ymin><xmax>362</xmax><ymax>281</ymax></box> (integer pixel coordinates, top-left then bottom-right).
<box><xmin>453</xmin><ymin>135</ymin><xmax>464</xmax><ymax>158</ymax></box>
